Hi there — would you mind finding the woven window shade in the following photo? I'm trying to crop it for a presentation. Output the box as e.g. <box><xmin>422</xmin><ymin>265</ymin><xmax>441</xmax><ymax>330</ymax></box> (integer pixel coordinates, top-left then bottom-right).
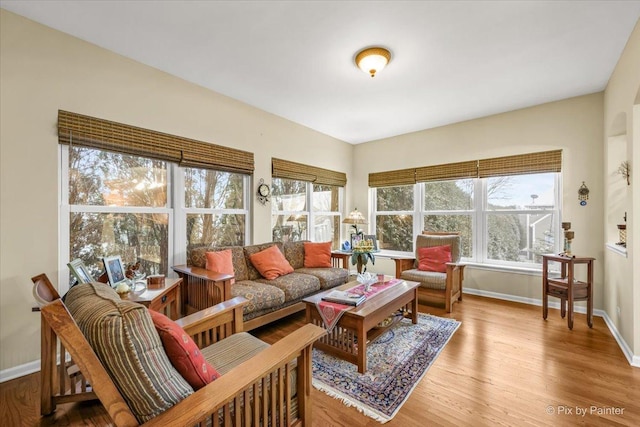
<box><xmin>58</xmin><ymin>110</ymin><xmax>254</xmax><ymax>174</ymax></box>
<box><xmin>368</xmin><ymin>168</ymin><xmax>416</xmax><ymax>187</ymax></box>
<box><xmin>272</xmin><ymin>158</ymin><xmax>346</xmax><ymax>187</ymax></box>
<box><xmin>415</xmin><ymin>160</ymin><xmax>478</xmax><ymax>183</ymax></box>
<box><xmin>478</xmin><ymin>150</ymin><xmax>562</xmax><ymax>178</ymax></box>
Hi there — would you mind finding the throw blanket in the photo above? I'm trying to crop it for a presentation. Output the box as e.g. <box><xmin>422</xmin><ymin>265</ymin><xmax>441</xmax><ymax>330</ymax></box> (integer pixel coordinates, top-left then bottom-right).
<box><xmin>315</xmin><ymin>279</ymin><xmax>403</xmax><ymax>331</ymax></box>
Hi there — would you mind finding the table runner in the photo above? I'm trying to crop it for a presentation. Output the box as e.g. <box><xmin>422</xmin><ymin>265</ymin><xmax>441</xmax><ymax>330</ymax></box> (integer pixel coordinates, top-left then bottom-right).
<box><xmin>315</xmin><ymin>278</ymin><xmax>403</xmax><ymax>331</ymax></box>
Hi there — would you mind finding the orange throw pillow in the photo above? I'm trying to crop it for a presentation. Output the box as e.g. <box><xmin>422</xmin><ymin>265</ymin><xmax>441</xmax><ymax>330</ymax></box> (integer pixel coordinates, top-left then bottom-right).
<box><xmin>249</xmin><ymin>245</ymin><xmax>294</xmax><ymax>280</ymax></box>
<box><xmin>149</xmin><ymin>310</ymin><xmax>220</xmax><ymax>390</ymax></box>
<box><xmin>303</xmin><ymin>241</ymin><xmax>332</xmax><ymax>268</ymax></box>
<box><xmin>205</xmin><ymin>249</ymin><xmax>235</xmax><ymax>284</ymax></box>
<box><xmin>418</xmin><ymin>245</ymin><xmax>452</xmax><ymax>273</ymax></box>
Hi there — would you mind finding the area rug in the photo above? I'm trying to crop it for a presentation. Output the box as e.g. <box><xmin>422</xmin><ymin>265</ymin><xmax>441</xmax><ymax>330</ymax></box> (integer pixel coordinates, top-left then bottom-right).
<box><xmin>312</xmin><ymin>313</ymin><xmax>460</xmax><ymax>423</ymax></box>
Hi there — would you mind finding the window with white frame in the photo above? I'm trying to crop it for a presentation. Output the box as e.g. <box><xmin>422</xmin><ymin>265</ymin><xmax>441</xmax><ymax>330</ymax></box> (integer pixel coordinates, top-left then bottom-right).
<box><xmin>371</xmin><ymin>151</ymin><xmax>562</xmax><ymax>269</ymax></box>
<box><xmin>61</xmin><ymin>146</ymin><xmax>250</xmax><ymax>287</ymax></box>
<box><xmin>271</xmin><ymin>179</ymin><xmax>343</xmax><ymax>247</ymax></box>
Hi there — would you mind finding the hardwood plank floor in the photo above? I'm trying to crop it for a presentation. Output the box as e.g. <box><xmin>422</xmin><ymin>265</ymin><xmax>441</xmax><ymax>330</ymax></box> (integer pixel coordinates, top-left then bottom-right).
<box><xmin>1</xmin><ymin>294</ymin><xmax>638</xmax><ymax>426</ymax></box>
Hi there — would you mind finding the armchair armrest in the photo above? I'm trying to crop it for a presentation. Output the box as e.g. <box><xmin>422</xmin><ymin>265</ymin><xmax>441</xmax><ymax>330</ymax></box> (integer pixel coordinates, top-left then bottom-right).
<box><xmin>177</xmin><ymin>297</ymin><xmax>248</xmax><ymax>347</ymax></box>
<box><xmin>172</xmin><ymin>265</ymin><xmax>234</xmax><ymax>315</ymax></box>
<box><xmin>390</xmin><ymin>256</ymin><xmax>416</xmax><ymax>278</ymax></box>
<box><xmin>144</xmin><ymin>323</ymin><xmax>327</xmax><ymax>427</ymax></box>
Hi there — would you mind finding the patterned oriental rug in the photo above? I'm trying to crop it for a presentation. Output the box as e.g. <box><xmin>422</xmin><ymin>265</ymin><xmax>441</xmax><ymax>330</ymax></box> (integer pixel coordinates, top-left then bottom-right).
<box><xmin>312</xmin><ymin>313</ymin><xmax>460</xmax><ymax>423</ymax></box>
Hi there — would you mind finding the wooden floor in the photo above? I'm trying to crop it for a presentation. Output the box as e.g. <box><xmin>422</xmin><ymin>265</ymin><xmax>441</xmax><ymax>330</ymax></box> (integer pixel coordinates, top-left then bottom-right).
<box><xmin>2</xmin><ymin>294</ymin><xmax>639</xmax><ymax>426</ymax></box>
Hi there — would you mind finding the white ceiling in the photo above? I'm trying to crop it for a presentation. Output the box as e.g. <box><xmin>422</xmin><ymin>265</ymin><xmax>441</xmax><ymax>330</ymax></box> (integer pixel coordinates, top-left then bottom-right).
<box><xmin>2</xmin><ymin>1</ymin><xmax>640</xmax><ymax>144</ymax></box>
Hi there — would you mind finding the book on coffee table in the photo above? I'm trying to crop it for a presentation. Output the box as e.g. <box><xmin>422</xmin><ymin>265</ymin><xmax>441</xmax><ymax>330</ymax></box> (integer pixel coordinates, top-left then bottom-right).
<box><xmin>322</xmin><ymin>290</ymin><xmax>366</xmax><ymax>306</ymax></box>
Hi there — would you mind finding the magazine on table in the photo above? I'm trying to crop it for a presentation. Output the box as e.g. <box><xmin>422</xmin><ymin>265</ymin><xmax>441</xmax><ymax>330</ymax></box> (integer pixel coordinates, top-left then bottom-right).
<box><xmin>321</xmin><ymin>289</ymin><xmax>366</xmax><ymax>306</ymax></box>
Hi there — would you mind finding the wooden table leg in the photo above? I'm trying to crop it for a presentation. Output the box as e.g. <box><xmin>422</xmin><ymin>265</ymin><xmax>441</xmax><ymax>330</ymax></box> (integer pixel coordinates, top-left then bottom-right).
<box><xmin>587</xmin><ymin>260</ymin><xmax>594</xmax><ymax>328</ymax></box>
<box><xmin>560</xmin><ymin>298</ymin><xmax>566</xmax><ymax>318</ymax></box>
<box><xmin>567</xmin><ymin>261</ymin><xmax>574</xmax><ymax>330</ymax></box>
<box><xmin>542</xmin><ymin>258</ymin><xmax>549</xmax><ymax>320</ymax></box>
<box><xmin>357</xmin><ymin>321</ymin><xmax>367</xmax><ymax>374</ymax></box>
<box><xmin>411</xmin><ymin>289</ymin><xmax>418</xmax><ymax>324</ymax></box>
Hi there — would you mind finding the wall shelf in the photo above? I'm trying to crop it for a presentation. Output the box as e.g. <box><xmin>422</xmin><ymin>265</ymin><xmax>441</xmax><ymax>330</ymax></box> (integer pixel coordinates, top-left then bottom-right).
<box><xmin>606</xmin><ymin>242</ymin><xmax>627</xmax><ymax>258</ymax></box>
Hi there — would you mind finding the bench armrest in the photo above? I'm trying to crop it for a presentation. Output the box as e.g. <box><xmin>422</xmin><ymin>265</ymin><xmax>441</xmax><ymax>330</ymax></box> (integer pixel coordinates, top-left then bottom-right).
<box><xmin>144</xmin><ymin>323</ymin><xmax>327</xmax><ymax>427</ymax></box>
<box><xmin>172</xmin><ymin>265</ymin><xmax>234</xmax><ymax>315</ymax></box>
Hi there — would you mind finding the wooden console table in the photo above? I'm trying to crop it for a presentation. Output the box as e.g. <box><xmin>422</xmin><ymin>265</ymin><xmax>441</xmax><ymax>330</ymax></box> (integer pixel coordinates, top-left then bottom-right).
<box><xmin>542</xmin><ymin>254</ymin><xmax>594</xmax><ymax>330</ymax></box>
<box><xmin>121</xmin><ymin>277</ymin><xmax>182</xmax><ymax>319</ymax></box>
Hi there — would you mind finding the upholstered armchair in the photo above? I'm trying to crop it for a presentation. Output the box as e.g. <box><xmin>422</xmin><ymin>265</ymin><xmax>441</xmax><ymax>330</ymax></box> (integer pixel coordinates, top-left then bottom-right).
<box><xmin>392</xmin><ymin>232</ymin><xmax>465</xmax><ymax>312</ymax></box>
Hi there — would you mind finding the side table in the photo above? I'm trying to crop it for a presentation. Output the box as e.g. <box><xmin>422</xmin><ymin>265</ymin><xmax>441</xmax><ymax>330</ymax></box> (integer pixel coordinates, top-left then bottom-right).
<box><xmin>542</xmin><ymin>254</ymin><xmax>594</xmax><ymax>329</ymax></box>
<box><xmin>121</xmin><ymin>277</ymin><xmax>182</xmax><ymax>320</ymax></box>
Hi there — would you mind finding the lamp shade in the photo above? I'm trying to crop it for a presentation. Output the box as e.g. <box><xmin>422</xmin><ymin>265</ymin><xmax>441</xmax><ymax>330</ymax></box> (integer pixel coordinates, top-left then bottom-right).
<box><xmin>355</xmin><ymin>47</ymin><xmax>391</xmax><ymax>78</ymax></box>
<box><xmin>342</xmin><ymin>208</ymin><xmax>367</xmax><ymax>225</ymax></box>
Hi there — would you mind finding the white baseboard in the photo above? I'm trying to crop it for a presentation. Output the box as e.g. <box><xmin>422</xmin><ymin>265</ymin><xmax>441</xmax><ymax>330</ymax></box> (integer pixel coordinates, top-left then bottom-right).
<box><xmin>463</xmin><ymin>288</ymin><xmax>639</xmax><ymax>368</ymax></box>
<box><xmin>0</xmin><ymin>359</ymin><xmax>40</xmax><ymax>383</ymax></box>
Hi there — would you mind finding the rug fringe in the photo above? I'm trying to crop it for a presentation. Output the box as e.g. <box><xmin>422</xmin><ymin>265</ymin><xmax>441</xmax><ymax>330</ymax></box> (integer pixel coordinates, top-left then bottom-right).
<box><xmin>312</xmin><ymin>379</ymin><xmax>391</xmax><ymax>423</ymax></box>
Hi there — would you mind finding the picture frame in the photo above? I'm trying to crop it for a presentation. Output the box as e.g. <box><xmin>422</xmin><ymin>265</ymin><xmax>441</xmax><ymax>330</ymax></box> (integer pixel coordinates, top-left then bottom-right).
<box><xmin>363</xmin><ymin>234</ymin><xmax>379</xmax><ymax>251</ymax></box>
<box><xmin>350</xmin><ymin>233</ymin><xmax>362</xmax><ymax>250</ymax></box>
<box><xmin>102</xmin><ymin>255</ymin><xmax>128</xmax><ymax>288</ymax></box>
<box><xmin>67</xmin><ymin>258</ymin><xmax>95</xmax><ymax>284</ymax></box>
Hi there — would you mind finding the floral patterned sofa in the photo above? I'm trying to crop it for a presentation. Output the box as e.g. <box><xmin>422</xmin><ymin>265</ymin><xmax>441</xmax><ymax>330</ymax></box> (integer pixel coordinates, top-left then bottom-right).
<box><xmin>173</xmin><ymin>241</ymin><xmax>349</xmax><ymax>330</ymax></box>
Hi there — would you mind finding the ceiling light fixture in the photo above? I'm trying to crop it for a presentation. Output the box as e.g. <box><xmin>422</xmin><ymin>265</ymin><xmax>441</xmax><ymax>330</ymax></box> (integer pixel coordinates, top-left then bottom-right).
<box><xmin>355</xmin><ymin>47</ymin><xmax>391</xmax><ymax>78</ymax></box>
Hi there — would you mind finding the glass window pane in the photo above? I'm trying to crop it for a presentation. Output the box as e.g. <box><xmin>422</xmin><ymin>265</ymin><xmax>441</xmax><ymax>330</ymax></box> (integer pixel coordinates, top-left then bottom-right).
<box><xmin>486</xmin><ymin>212</ymin><xmax>557</xmax><ymax>263</ymax></box>
<box><xmin>487</xmin><ymin>173</ymin><xmax>556</xmax><ymax>210</ymax></box>
<box><xmin>69</xmin><ymin>146</ymin><xmax>167</xmax><ymax>207</ymax></box>
<box><xmin>376</xmin><ymin>185</ymin><xmax>413</xmax><ymax>211</ymax></box>
<box><xmin>272</xmin><ymin>179</ymin><xmax>306</xmax><ymax>211</ymax></box>
<box><xmin>272</xmin><ymin>214</ymin><xmax>308</xmax><ymax>242</ymax></box>
<box><xmin>424</xmin><ymin>179</ymin><xmax>473</xmax><ymax>210</ymax></box>
<box><xmin>185</xmin><ymin>168</ymin><xmax>244</xmax><ymax>209</ymax></box>
<box><xmin>313</xmin><ymin>215</ymin><xmax>340</xmax><ymax>247</ymax></box>
<box><xmin>424</xmin><ymin>214</ymin><xmax>473</xmax><ymax>257</ymax></box>
<box><xmin>70</xmin><ymin>212</ymin><xmax>169</xmax><ymax>280</ymax></box>
<box><xmin>187</xmin><ymin>213</ymin><xmax>245</xmax><ymax>247</ymax></box>
<box><xmin>375</xmin><ymin>214</ymin><xmax>413</xmax><ymax>252</ymax></box>
<box><xmin>312</xmin><ymin>184</ymin><xmax>340</xmax><ymax>212</ymax></box>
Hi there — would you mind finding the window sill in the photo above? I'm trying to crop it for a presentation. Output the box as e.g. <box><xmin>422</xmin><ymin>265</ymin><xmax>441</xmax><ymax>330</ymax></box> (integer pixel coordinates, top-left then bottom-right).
<box><xmin>606</xmin><ymin>243</ymin><xmax>627</xmax><ymax>258</ymax></box>
<box><xmin>463</xmin><ymin>262</ymin><xmax>542</xmax><ymax>276</ymax></box>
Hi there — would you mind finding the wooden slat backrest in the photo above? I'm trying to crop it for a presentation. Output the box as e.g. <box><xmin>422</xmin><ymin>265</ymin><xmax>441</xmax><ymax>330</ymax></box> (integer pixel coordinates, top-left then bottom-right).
<box><xmin>40</xmin><ymin>300</ymin><xmax>139</xmax><ymax>426</ymax></box>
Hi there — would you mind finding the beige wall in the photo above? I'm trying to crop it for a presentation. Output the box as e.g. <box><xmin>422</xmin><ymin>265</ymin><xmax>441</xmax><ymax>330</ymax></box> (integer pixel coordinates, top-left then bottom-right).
<box><xmin>0</xmin><ymin>10</ymin><xmax>353</xmax><ymax>372</ymax></box>
<box><xmin>354</xmin><ymin>93</ymin><xmax>605</xmax><ymax>307</ymax></box>
<box><xmin>604</xmin><ymin>19</ymin><xmax>640</xmax><ymax>356</ymax></box>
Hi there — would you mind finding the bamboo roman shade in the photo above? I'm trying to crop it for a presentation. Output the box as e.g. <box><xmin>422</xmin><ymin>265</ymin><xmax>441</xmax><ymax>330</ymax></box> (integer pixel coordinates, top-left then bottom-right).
<box><xmin>58</xmin><ymin>110</ymin><xmax>254</xmax><ymax>174</ymax></box>
<box><xmin>478</xmin><ymin>150</ymin><xmax>562</xmax><ymax>178</ymax></box>
<box><xmin>272</xmin><ymin>158</ymin><xmax>347</xmax><ymax>187</ymax></box>
<box><xmin>415</xmin><ymin>160</ymin><xmax>478</xmax><ymax>183</ymax></box>
<box><xmin>369</xmin><ymin>150</ymin><xmax>562</xmax><ymax>187</ymax></box>
<box><xmin>368</xmin><ymin>168</ymin><xmax>416</xmax><ymax>187</ymax></box>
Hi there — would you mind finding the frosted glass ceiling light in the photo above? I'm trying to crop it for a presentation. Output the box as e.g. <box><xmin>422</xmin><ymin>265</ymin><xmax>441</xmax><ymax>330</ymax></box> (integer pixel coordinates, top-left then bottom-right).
<box><xmin>355</xmin><ymin>47</ymin><xmax>391</xmax><ymax>78</ymax></box>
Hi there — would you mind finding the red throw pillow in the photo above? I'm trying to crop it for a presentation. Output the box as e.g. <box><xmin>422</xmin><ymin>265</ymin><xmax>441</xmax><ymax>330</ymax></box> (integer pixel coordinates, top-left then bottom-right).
<box><xmin>205</xmin><ymin>249</ymin><xmax>235</xmax><ymax>284</ymax></box>
<box><xmin>418</xmin><ymin>245</ymin><xmax>452</xmax><ymax>273</ymax></box>
<box><xmin>149</xmin><ymin>310</ymin><xmax>220</xmax><ymax>390</ymax></box>
<box><xmin>249</xmin><ymin>245</ymin><xmax>294</xmax><ymax>280</ymax></box>
<box><xmin>303</xmin><ymin>241</ymin><xmax>332</xmax><ymax>268</ymax></box>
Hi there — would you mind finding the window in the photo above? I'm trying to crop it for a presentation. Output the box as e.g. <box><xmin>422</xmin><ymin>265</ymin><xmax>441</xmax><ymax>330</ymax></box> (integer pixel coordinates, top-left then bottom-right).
<box><xmin>271</xmin><ymin>179</ymin><xmax>343</xmax><ymax>246</ymax></box>
<box><xmin>373</xmin><ymin>173</ymin><xmax>560</xmax><ymax>268</ymax></box>
<box><xmin>61</xmin><ymin>146</ymin><xmax>250</xmax><ymax>288</ymax></box>
<box><xmin>371</xmin><ymin>151</ymin><xmax>562</xmax><ymax>269</ymax></box>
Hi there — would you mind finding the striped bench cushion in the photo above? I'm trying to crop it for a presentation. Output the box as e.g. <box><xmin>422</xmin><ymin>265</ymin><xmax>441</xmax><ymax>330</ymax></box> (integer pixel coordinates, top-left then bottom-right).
<box><xmin>65</xmin><ymin>282</ymin><xmax>193</xmax><ymax>423</ymax></box>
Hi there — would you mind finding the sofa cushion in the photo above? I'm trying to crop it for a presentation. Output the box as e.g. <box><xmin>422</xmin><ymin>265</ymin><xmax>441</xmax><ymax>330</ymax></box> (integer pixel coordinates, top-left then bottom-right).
<box><xmin>189</xmin><ymin>245</ymin><xmax>249</xmax><ymax>281</ymax></box>
<box><xmin>295</xmin><ymin>267</ymin><xmax>348</xmax><ymax>289</ymax></box>
<box><xmin>415</xmin><ymin>234</ymin><xmax>461</xmax><ymax>268</ymax></box>
<box><xmin>149</xmin><ymin>310</ymin><xmax>220</xmax><ymax>390</ymax></box>
<box><xmin>303</xmin><ymin>241</ymin><xmax>332</xmax><ymax>268</ymax></box>
<box><xmin>231</xmin><ymin>280</ymin><xmax>286</xmax><ymax>314</ymax></box>
<box><xmin>248</xmin><ymin>245</ymin><xmax>294</xmax><ymax>280</ymax></box>
<box><xmin>418</xmin><ymin>245</ymin><xmax>452</xmax><ymax>273</ymax></box>
<box><xmin>243</xmin><ymin>242</ymin><xmax>284</xmax><ymax>280</ymax></box>
<box><xmin>65</xmin><ymin>282</ymin><xmax>193</xmax><ymax>423</ymax></box>
<box><xmin>283</xmin><ymin>241</ymin><xmax>305</xmax><ymax>269</ymax></box>
<box><xmin>201</xmin><ymin>332</ymin><xmax>269</xmax><ymax>375</ymax></box>
<box><xmin>257</xmin><ymin>272</ymin><xmax>321</xmax><ymax>302</ymax></box>
<box><xmin>205</xmin><ymin>249</ymin><xmax>236</xmax><ymax>284</ymax></box>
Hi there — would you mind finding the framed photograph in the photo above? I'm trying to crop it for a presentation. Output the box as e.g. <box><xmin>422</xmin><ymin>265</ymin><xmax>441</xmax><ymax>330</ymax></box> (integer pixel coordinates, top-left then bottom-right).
<box><xmin>102</xmin><ymin>255</ymin><xmax>128</xmax><ymax>288</ymax></box>
<box><xmin>350</xmin><ymin>233</ymin><xmax>362</xmax><ymax>250</ymax></box>
<box><xmin>67</xmin><ymin>258</ymin><xmax>94</xmax><ymax>284</ymax></box>
<box><xmin>363</xmin><ymin>234</ymin><xmax>379</xmax><ymax>251</ymax></box>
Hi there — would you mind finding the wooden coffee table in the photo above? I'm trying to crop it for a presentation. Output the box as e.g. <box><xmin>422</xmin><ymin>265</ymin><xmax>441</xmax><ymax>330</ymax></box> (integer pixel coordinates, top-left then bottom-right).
<box><xmin>303</xmin><ymin>278</ymin><xmax>419</xmax><ymax>373</ymax></box>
